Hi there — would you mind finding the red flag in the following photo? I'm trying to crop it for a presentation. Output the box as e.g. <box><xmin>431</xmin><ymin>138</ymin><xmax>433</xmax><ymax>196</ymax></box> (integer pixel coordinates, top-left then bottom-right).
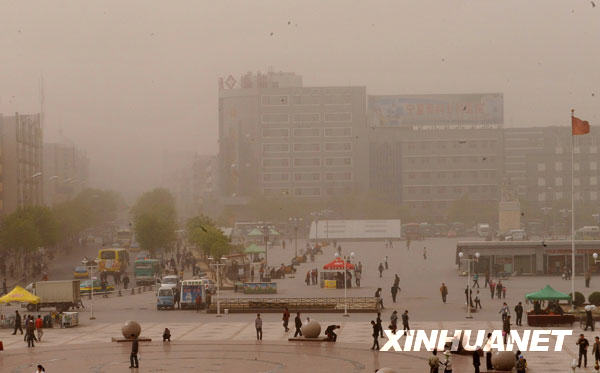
<box><xmin>572</xmin><ymin>116</ymin><xmax>590</xmax><ymax>135</ymax></box>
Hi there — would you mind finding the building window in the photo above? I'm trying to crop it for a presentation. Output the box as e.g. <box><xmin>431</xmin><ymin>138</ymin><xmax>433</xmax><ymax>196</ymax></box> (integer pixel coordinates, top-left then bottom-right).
<box><xmin>591</xmin><ymin>161</ymin><xmax>597</xmax><ymax>170</ymax></box>
<box><xmin>263</xmin><ymin>188</ymin><xmax>291</xmax><ymax>196</ymax></box>
<box><xmin>261</xmin><ymin>113</ymin><xmax>289</xmax><ymax>123</ymax></box>
<box><xmin>538</xmin><ymin>177</ymin><xmax>546</xmax><ymax>186</ymax></box>
<box><xmin>324</xmin><ymin>112</ymin><xmax>352</xmax><ymax>122</ymax></box>
<box><xmin>293</xmin><ymin>113</ymin><xmax>320</xmax><ymax>123</ymax></box>
<box><xmin>592</xmin><ymin>191</ymin><xmax>598</xmax><ymax>201</ymax></box>
<box><xmin>575</xmin><ymin>146</ymin><xmax>581</xmax><ymax>154</ymax></box>
<box><xmin>294</xmin><ymin>187</ymin><xmax>321</xmax><ymax>196</ymax></box>
<box><xmin>324</xmin><ymin>127</ymin><xmax>352</xmax><ymax>137</ymax></box>
<box><xmin>294</xmin><ymin>158</ymin><xmax>321</xmax><ymax>167</ymax></box>
<box><xmin>556</xmin><ymin>146</ymin><xmax>563</xmax><ymax>154</ymax></box>
<box><xmin>263</xmin><ymin>143</ymin><xmax>289</xmax><ymax>153</ymax></box>
<box><xmin>262</xmin><ymin>128</ymin><xmax>289</xmax><ymax>138</ymax></box>
<box><xmin>324</xmin><ymin>157</ymin><xmax>352</xmax><ymax>166</ymax></box>
<box><xmin>263</xmin><ymin>173</ymin><xmax>290</xmax><ymax>182</ymax></box>
<box><xmin>325</xmin><ymin>172</ymin><xmax>352</xmax><ymax>181</ymax></box>
<box><xmin>291</xmin><ymin>95</ymin><xmax>320</xmax><ymax>105</ymax></box>
<box><xmin>574</xmin><ymin>177</ymin><xmax>581</xmax><ymax>186</ymax></box>
<box><xmin>537</xmin><ymin>163</ymin><xmax>546</xmax><ymax>171</ymax></box>
<box><xmin>591</xmin><ymin>176</ymin><xmax>598</xmax><ymax>186</ymax></box>
<box><xmin>591</xmin><ymin>146</ymin><xmax>598</xmax><ymax>154</ymax></box>
<box><xmin>324</xmin><ymin>142</ymin><xmax>352</xmax><ymax>152</ymax></box>
<box><xmin>326</xmin><ymin>186</ymin><xmax>352</xmax><ymax>195</ymax></box>
<box><xmin>293</xmin><ymin>128</ymin><xmax>320</xmax><ymax>137</ymax></box>
<box><xmin>555</xmin><ymin>177</ymin><xmax>563</xmax><ymax>186</ymax></box>
<box><xmin>575</xmin><ymin>163</ymin><xmax>580</xmax><ymax>171</ymax></box>
<box><xmin>294</xmin><ymin>173</ymin><xmax>320</xmax><ymax>181</ymax></box>
<box><xmin>555</xmin><ymin>191</ymin><xmax>563</xmax><ymax>200</ymax></box>
<box><xmin>293</xmin><ymin>143</ymin><xmax>320</xmax><ymax>152</ymax></box>
<box><xmin>409</xmin><ymin>173</ymin><xmax>416</xmax><ymax>179</ymax></box>
<box><xmin>555</xmin><ymin>162</ymin><xmax>563</xmax><ymax>171</ymax></box>
<box><xmin>262</xmin><ymin>158</ymin><xmax>290</xmax><ymax>168</ymax></box>
<box><xmin>261</xmin><ymin>95</ymin><xmax>289</xmax><ymax>105</ymax></box>
<box><xmin>538</xmin><ymin>192</ymin><xmax>546</xmax><ymax>201</ymax></box>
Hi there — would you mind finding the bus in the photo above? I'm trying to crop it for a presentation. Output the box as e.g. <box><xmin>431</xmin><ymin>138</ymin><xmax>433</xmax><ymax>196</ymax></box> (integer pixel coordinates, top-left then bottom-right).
<box><xmin>97</xmin><ymin>248</ymin><xmax>130</xmax><ymax>273</ymax></box>
<box><xmin>134</xmin><ymin>259</ymin><xmax>160</xmax><ymax>286</ymax></box>
<box><xmin>116</xmin><ymin>229</ymin><xmax>133</xmax><ymax>248</ymax></box>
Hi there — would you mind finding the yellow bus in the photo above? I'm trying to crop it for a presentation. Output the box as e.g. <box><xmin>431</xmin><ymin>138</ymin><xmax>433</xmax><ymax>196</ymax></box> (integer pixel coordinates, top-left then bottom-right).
<box><xmin>97</xmin><ymin>248</ymin><xmax>130</xmax><ymax>273</ymax></box>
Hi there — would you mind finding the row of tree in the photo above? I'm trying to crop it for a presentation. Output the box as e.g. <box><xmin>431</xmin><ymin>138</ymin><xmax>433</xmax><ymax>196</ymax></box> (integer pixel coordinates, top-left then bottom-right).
<box><xmin>0</xmin><ymin>188</ymin><xmax>123</xmax><ymax>257</ymax></box>
<box><xmin>132</xmin><ymin>188</ymin><xmax>236</xmax><ymax>259</ymax></box>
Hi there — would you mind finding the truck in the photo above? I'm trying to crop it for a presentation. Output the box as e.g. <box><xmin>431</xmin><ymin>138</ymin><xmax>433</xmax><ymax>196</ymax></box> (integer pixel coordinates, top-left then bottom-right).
<box><xmin>134</xmin><ymin>258</ymin><xmax>160</xmax><ymax>286</ymax></box>
<box><xmin>179</xmin><ymin>279</ymin><xmax>205</xmax><ymax>310</ymax></box>
<box><xmin>28</xmin><ymin>280</ymin><xmax>81</xmax><ymax>312</ymax></box>
<box><xmin>477</xmin><ymin>223</ymin><xmax>490</xmax><ymax>238</ymax></box>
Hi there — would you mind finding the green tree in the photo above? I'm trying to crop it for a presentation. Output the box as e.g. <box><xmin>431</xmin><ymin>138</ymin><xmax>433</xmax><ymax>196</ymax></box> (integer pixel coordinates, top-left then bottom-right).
<box><xmin>132</xmin><ymin>188</ymin><xmax>177</xmax><ymax>256</ymax></box>
<box><xmin>187</xmin><ymin>215</ymin><xmax>234</xmax><ymax>258</ymax></box>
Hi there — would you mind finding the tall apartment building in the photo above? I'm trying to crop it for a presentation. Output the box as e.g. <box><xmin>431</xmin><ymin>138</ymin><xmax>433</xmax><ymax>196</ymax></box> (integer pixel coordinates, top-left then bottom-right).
<box><xmin>0</xmin><ymin>113</ymin><xmax>43</xmax><ymax>215</ymax></box>
<box><xmin>368</xmin><ymin>94</ymin><xmax>504</xmax><ymax>219</ymax></box>
<box><xmin>218</xmin><ymin>71</ymin><xmax>368</xmax><ymax>202</ymax></box>
<box><xmin>43</xmin><ymin>142</ymin><xmax>89</xmax><ymax>206</ymax></box>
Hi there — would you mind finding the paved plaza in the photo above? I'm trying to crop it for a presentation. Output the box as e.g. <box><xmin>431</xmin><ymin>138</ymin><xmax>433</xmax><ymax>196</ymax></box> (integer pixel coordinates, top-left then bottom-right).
<box><xmin>2</xmin><ymin>237</ymin><xmax>598</xmax><ymax>371</ymax></box>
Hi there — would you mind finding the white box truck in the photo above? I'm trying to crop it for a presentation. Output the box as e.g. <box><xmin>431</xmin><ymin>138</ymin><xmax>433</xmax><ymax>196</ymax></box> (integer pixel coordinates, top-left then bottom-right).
<box><xmin>28</xmin><ymin>280</ymin><xmax>82</xmax><ymax>312</ymax></box>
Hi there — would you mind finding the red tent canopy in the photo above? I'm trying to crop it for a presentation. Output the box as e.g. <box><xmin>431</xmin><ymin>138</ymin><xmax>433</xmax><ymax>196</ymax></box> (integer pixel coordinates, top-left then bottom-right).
<box><xmin>323</xmin><ymin>257</ymin><xmax>355</xmax><ymax>271</ymax></box>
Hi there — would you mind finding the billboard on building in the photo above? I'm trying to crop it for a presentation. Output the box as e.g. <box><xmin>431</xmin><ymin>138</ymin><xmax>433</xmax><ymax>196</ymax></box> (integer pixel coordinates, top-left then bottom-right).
<box><xmin>368</xmin><ymin>93</ymin><xmax>503</xmax><ymax>127</ymax></box>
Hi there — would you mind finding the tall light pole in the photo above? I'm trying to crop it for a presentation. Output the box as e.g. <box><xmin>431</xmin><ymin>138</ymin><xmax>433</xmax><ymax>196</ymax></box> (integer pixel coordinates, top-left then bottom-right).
<box><xmin>289</xmin><ymin>217</ymin><xmax>302</xmax><ymax>258</ymax></box>
<box><xmin>82</xmin><ymin>257</ymin><xmax>98</xmax><ymax>320</ymax></box>
<box><xmin>336</xmin><ymin>251</ymin><xmax>355</xmax><ymax>317</ymax></box>
<box><xmin>209</xmin><ymin>256</ymin><xmax>227</xmax><ymax>317</ymax></box>
<box><xmin>458</xmin><ymin>251</ymin><xmax>479</xmax><ymax>319</ymax></box>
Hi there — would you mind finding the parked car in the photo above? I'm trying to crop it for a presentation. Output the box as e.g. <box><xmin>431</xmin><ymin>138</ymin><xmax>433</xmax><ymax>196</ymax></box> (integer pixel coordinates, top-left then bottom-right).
<box><xmin>80</xmin><ymin>279</ymin><xmax>114</xmax><ymax>294</ymax></box>
<box><xmin>73</xmin><ymin>266</ymin><xmax>89</xmax><ymax>279</ymax></box>
<box><xmin>160</xmin><ymin>275</ymin><xmax>179</xmax><ymax>290</ymax></box>
<box><xmin>157</xmin><ymin>285</ymin><xmax>175</xmax><ymax>310</ymax></box>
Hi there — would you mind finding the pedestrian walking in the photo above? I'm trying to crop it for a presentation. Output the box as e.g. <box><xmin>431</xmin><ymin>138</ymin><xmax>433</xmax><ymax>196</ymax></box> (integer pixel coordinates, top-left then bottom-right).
<box><xmin>592</xmin><ymin>336</ymin><xmax>600</xmax><ymax>368</ymax></box>
<box><xmin>499</xmin><ymin>302</ymin><xmax>509</xmax><ymax>321</ymax></box>
<box><xmin>496</xmin><ymin>281</ymin><xmax>503</xmax><ymax>299</ymax></box>
<box><xmin>355</xmin><ymin>270</ymin><xmax>361</xmax><ymax>287</ymax></box>
<box><xmin>502</xmin><ymin>285</ymin><xmax>506</xmax><ymax>299</ymax></box>
<box><xmin>305</xmin><ymin>271</ymin><xmax>310</xmax><ymax>286</ymax></box>
<box><xmin>376</xmin><ymin>312</ymin><xmax>383</xmax><ymax>338</ymax></box>
<box><xmin>35</xmin><ymin>314</ymin><xmax>43</xmax><ymax>342</ymax></box>
<box><xmin>485</xmin><ymin>333</ymin><xmax>493</xmax><ymax>371</ymax></box>
<box><xmin>586</xmin><ymin>270</ymin><xmax>592</xmax><ymax>288</ymax></box>
<box><xmin>371</xmin><ymin>320</ymin><xmax>380</xmax><ymax>350</ymax></box>
<box><xmin>473</xmin><ymin>347</ymin><xmax>482</xmax><ymax>373</ymax></box>
<box><xmin>489</xmin><ymin>280</ymin><xmax>495</xmax><ymax>299</ymax></box>
<box><xmin>402</xmin><ymin>310</ymin><xmax>410</xmax><ymax>335</ymax></box>
<box><xmin>34</xmin><ymin>364</ymin><xmax>45</xmax><ymax>373</ymax></box>
<box><xmin>427</xmin><ymin>349</ymin><xmax>440</xmax><ymax>373</ymax></box>
<box><xmin>475</xmin><ymin>291</ymin><xmax>482</xmax><ymax>309</ymax></box>
<box><xmin>282</xmin><ymin>307</ymin><xmax>290</xmax><ymax>332</ymax></box>
<box><xmin>577</xmin><ymin>333</ymin><xmax>590</xmax><ymax>368</ymax></box>
<box><xmin>375</xmin><ymin>288</ymin><xmax>384</xmax><ymax>309</ymax></box>
<box><xmin>423</xmin><ymin>247</ymin><xmax>427</xmax><ymax>260</ymax></box>
<box><xmin>442</xmin><ymin>349</ymin><xmax>453</xmax><ymax>373</ymax></box>
<box><xmin>390</xmin><ymin>310</ymin><xmax>398</xmax><ymax>334</ymax></box>
<box><xmin>294</xmin><ymin>312</ymin><xmax>303</xmax><ymax>337</ymax></box>
<box><xmin>406</xmin><ymin>239</ymin><xmax>411</xmax><ymax>250</ymax></box>
<box><xmin>195</xmin><ymin>294</ymin><xmax>201</xmax><ymax>312</ymax></box>
<box><xmin>502</xmin><ymin>315</ymin><xmax>511</xmax><ymax>344</ymax></box>
<box><xmin>484</xmin><ymin>271</ymin><xmax>490</xmax><ymax>288</ymax></box>
<box><xmin>393</xmin><ymin>274</ymin><xmax>400</xmax><ymax>287</ymax></box>
<box><xmin>12</xmin><ymin>310</ymin><xmax>23</xmax><ymax>335</ymax></box>
<box><xmin>25</xmin><ymin>318</ymin><xmax>35</xmax><ymax>348</ymax></box>
<box><xmin>129</xmin><ymin>335</ymin><xmax>139</xmax><ymax>368</ymax></box>
<box><xmin>585</xmin><ymin>309</ymin><xmax>595</xmax><ymax>331</ymax></box>
<box><xmin>391</xmin><ymin>283</ymin><xmax>399</xmax><ymax>303</ymax></box>
<box><xmin>378</xmin><ymin>263</ymin><xmax>384</xmax><ymax>278</ymax></box>
<box><xmin>384</xmin><ymin>256</ymin><xmax>389</xmax><ymax>270</ymax></box>
<box><xmin>440</xmin><ymin>282</ymin><xmax>448</xmax><ymax>303</ymax></box>
<box><xmin>472</xmin><ymin>273</ymin><xmax>480</xmax><ymax>288</ymax></box>
<box><xmin>514</xmin><ymin>302</ymin><xmax>523</xmax><ymax>326</ymax></box>
<box><xmin>255</xmin><ymin>313</ymin><xmax>263</xmax><ymax>340</ymax></box>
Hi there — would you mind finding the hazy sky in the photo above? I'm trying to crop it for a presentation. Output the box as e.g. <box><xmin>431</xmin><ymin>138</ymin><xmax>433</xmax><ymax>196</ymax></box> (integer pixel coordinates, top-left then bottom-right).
<box><xmin>1</xmin><ymin>0</ymin><xmax>598</xmax><ymax>197</ymax></box>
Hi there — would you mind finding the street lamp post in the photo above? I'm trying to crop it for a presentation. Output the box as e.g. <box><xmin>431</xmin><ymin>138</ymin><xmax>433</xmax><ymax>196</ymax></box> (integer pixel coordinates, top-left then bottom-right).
<box><xmin>336</xmin><ymin>251</ymin><xmax>355</xmax><ymax>317</ymax></box>
<box><xmin>82</xmin><ymin>257</ymin><xmax>98</xmax><ymax>320</ymax></box>
<box><xmin>209</xmin><ymin>256</ymin><xmax>227</xmax><ymax>317</ymax></box>
<box><xmin>288</xmin><ymin>217</ymin><xmax>303</xmax><ymax>259</ymax></box>
<box><xmin>593</xmin><ymin>253</ymin><xmax>599</xmax><ymax>264</ymax></box>
<box><xmin>458</xmin><ymin>251</ymin><xmax>479</xmax><ymax>319</ymax></box>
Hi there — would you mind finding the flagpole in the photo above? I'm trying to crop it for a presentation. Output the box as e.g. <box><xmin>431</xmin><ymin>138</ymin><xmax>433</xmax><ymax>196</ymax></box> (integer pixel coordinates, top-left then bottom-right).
<box><xmin>571</xmin><ymin>109</ymin><xmax>576</xmax><ymax>310</ymax></box>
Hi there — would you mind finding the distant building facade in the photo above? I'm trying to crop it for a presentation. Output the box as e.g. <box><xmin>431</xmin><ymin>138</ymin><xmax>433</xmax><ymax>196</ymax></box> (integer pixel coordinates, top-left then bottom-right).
<box><xmin>367</xmin><ymin>93</ymin><xmax>504</xmax><ymax>219</ymax></box>
<box><xmin>218</xmin><ymin>70</ymin><xmax>368</xmax><ymax>202</ymax></box>
<box><xmin>0</xmin><ymin>113</ymin><xmax>43</xmax><ymax>215</ymax></box>
<box><xmin>43</xmin><ymin>142</ymin><xmax>89</xmax><ymax>206</ymax></box>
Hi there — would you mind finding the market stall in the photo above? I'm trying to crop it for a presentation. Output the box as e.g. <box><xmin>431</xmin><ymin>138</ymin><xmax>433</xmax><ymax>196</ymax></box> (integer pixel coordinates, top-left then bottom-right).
<box><xmin>0</xmin><ymin>286</ymin><xmax>41</xmax><ymax>305</ymax></box>
<box><xmin>525</xmin><ymin>285</ymin><xmax>574</xmax><ymax>326</ymax></box>
<box><xmin>320</xmin><ymin>258</ymin><xmax>354</xmax><ymax>289</ymax></box>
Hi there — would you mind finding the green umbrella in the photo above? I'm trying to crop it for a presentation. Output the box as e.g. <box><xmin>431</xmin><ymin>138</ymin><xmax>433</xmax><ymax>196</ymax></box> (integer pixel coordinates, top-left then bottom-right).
<box><xmin>525</xmin><ymin>285</ymin><xmax>571</xmax><ymax>301</ymax></box>
<box><xmin>247</xmin><ymin>228</ymin><xmax>263</xmax><ymax>237</ymax></box>
<box><xmin>244</xmin><ymin>243</ymin><xmax>266</xmax><ymax>254</ymax></box>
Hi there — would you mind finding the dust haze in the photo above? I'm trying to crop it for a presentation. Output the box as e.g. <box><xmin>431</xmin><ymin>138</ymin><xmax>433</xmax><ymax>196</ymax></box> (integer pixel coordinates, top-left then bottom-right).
<box><xmin>1</xmin><ymin>0</ymin><xmax>598</xmax><ymax>200</ymax></box>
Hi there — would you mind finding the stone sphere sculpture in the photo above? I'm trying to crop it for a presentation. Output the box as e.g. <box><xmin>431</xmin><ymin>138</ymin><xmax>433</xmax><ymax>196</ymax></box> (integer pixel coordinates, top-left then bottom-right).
<box><xmin>121</xmin><ymin>320</ymin><xmax>141</xmax><ymax>339</ymax></box>
<box><xmin>301</xmin><ymin>320</ymin><xmax>321</xmax><ymax>338</ymax></box>
<box><xmin>376</xmin><ymin>368</ymin><xmax>398</xmax><ymax>373</ymax></box>
<box><xmin>491</xmin><ymin>351</ymin><xmax>515</xmax><ymax>371</ymax></box>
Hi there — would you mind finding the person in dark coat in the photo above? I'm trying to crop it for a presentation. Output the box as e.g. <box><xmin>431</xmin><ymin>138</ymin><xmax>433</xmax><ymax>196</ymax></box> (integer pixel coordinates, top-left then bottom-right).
<box><xmin>162</xmin><ymin>328</ymin><xmax>171</xmax><ymax>342</ymax></box>
<box><xmin>485</xmin><ymin>333</ymin><xmax>493</xmax><ymax>370</ymax></box>
<box><xmin>371</xmin><ymin>320</ymin><xmax>380</xmax><ymax>350</ymax></box>
<box><xmin>324</xmin><ymin>325</ymin><xmax>340</xmax><ymax>341</ymax></box>
<box><xmin>294</xmin><ymin>312</ymin><xmax>303</xmax><ymax>337</ymax></box>
<box><xmin>577</xmin><ymin>333</ymin><xmax>590</xmax><ymax>368</ymax></box>
<box><xmin>130</xmin><ymin>335</ymin><xmax>139</xmax><ymax>368</ymax></box>
<box><xmin>514</xmin><ymin>302</ymin><xmax>524</xmax><ymax>326</ymax></box>
<box><xmin>472</xmin><ymin>347</ymin><xmax>481</xmax><ymax>373</ymax></box>
<box><xmin>12</xmin><ymin>310</ymin><xmax>23</xmax><ymax>335</ymax></box>
<box><xmin>378</xmin><ymin>263</ymin><xmax>384</xmax><ymax>278</ymax></box>
<box><xmin>391</xmin><ymin>284</ymin><xmax>399</xmax><ymax>303</ymax></box>
<box><xmin>376</xmin><ymin>312</ymin><xmax>384</xmax><ymax>338</ymax></box>
<box><xmin>584</xmin><ymin>309</ymin><xmax>595</xmax><ymax>331</ymax></box>
<box><xmin>401</xmin><ymin>310</ymin><xmax>410</xmax><ymax>335</ymax></box>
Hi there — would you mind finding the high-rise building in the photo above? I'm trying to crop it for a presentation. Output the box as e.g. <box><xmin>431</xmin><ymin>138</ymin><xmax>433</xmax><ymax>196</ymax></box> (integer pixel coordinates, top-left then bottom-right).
<box><xmin>218</xmin><ymin>70</ymin><xmax>368</xmax><ymax>203</ymax></box>
<box><xmin>0</xmin><ymin>113</ymin><xmax>43</xmax><ymax>215</ymax></box>
<box><xmin>367</xmin><ymin>94</ymin><xmax>504</xmax><ymax>219</ymax></box>
<box><xmin>43</xmin><ymin>142</ymin><xmax>89</xmax><ymax>206</ymax></box>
